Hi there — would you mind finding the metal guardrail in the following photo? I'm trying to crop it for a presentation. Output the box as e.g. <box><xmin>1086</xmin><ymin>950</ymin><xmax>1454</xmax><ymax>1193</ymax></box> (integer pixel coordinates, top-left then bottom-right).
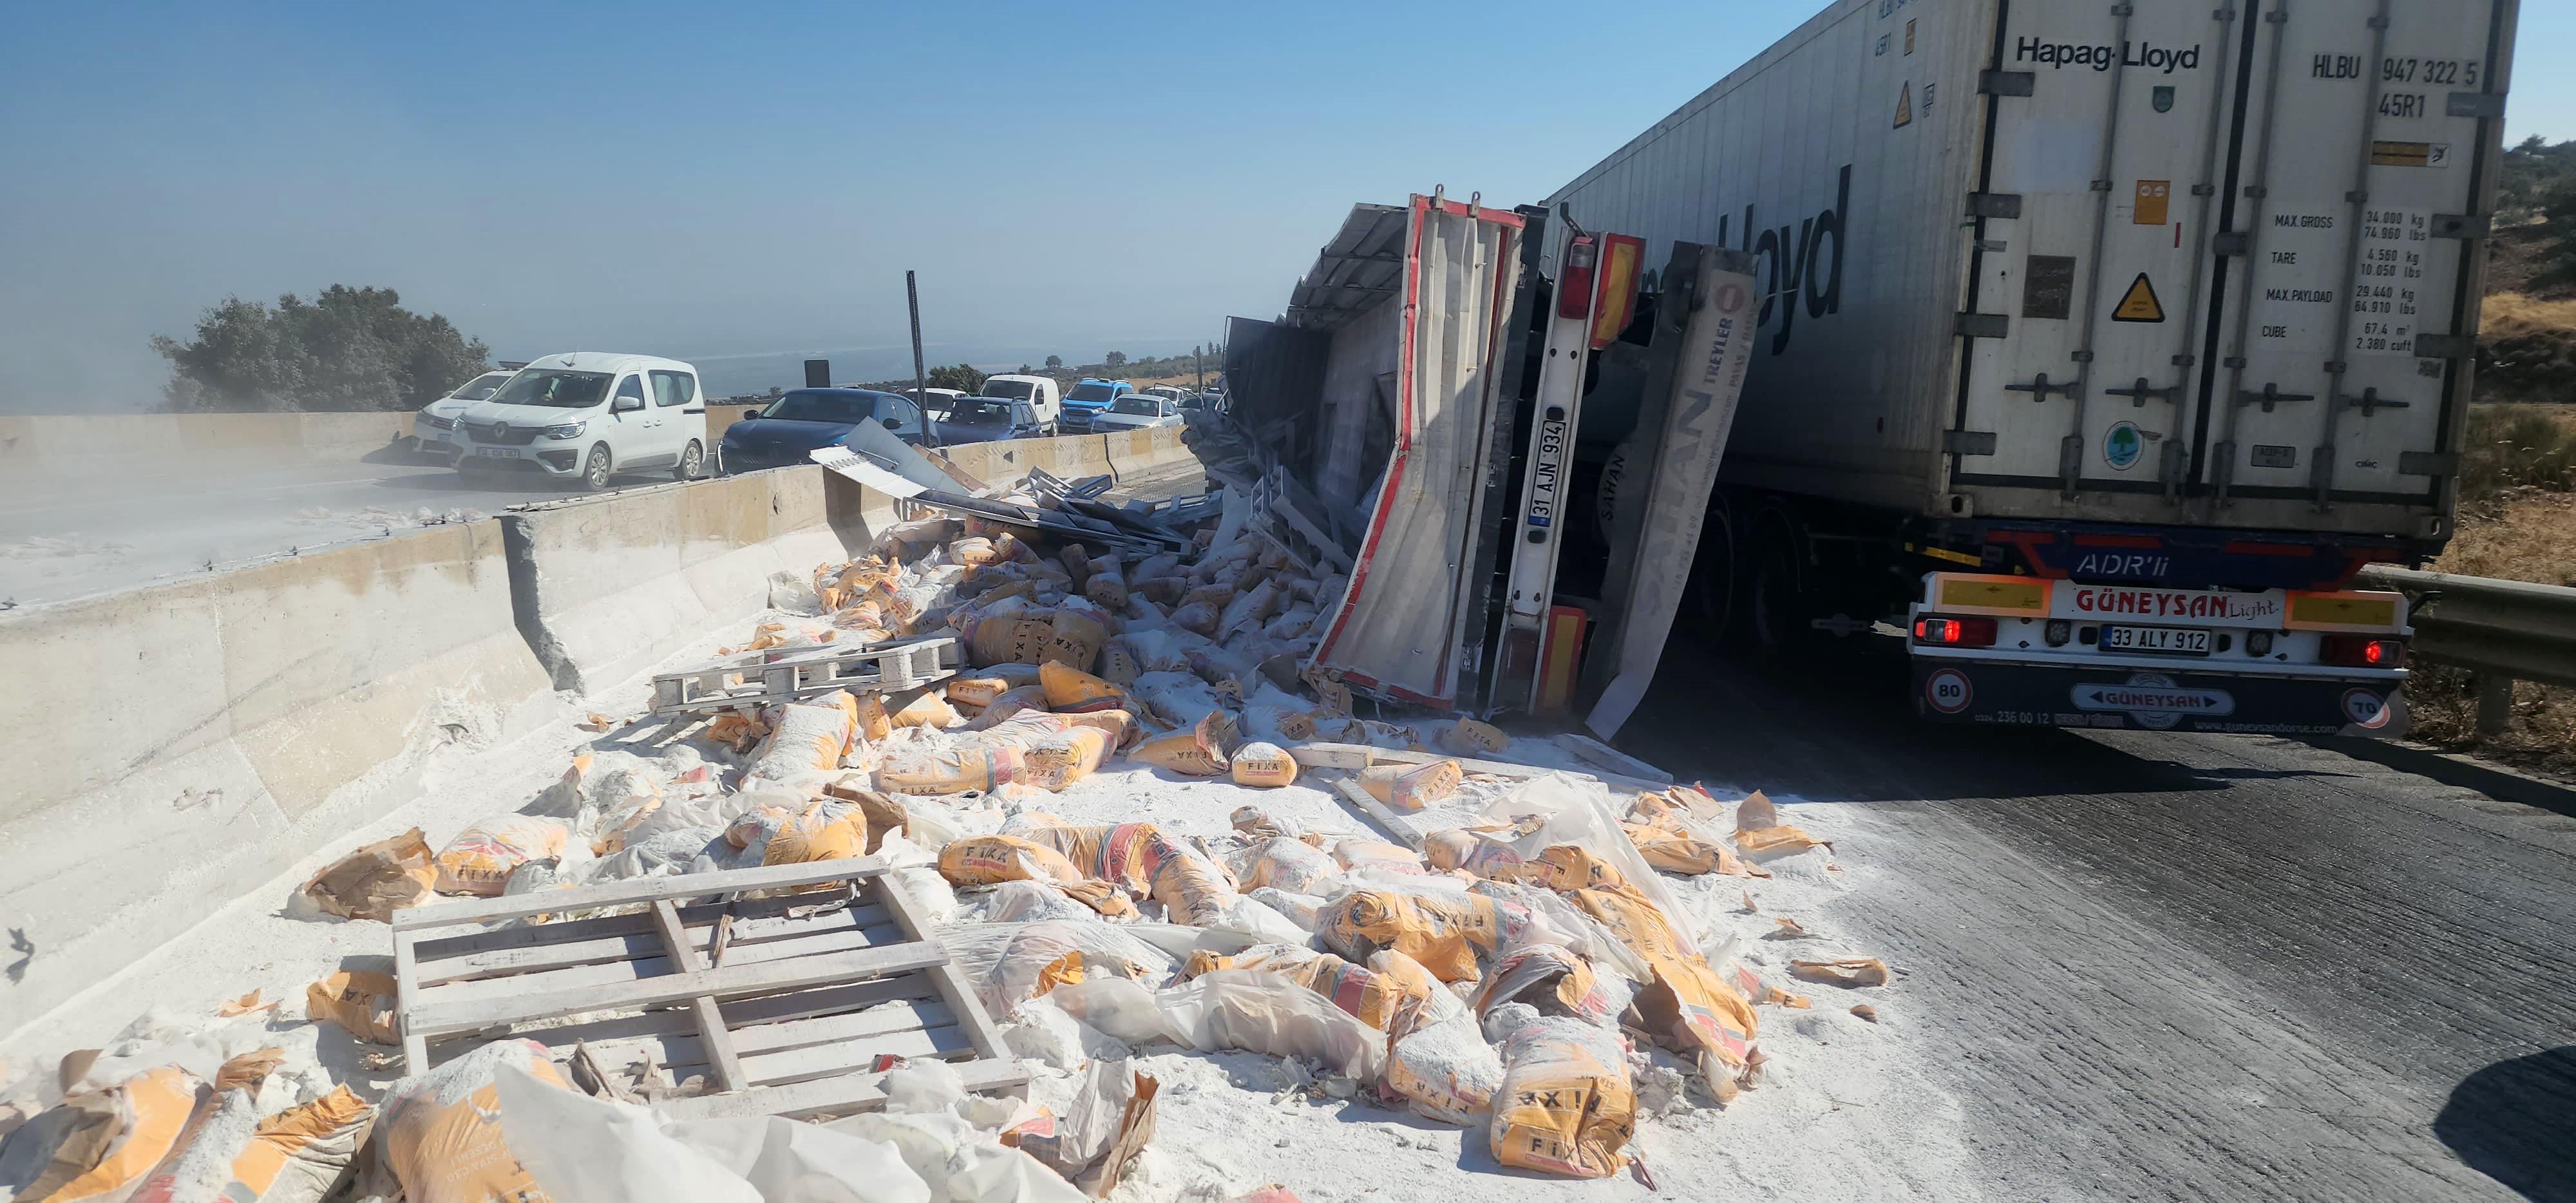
<box><xmin>2358</xmin><ymin>564</ymin><xmax>2576</xmax><ymax>733</ymax></box>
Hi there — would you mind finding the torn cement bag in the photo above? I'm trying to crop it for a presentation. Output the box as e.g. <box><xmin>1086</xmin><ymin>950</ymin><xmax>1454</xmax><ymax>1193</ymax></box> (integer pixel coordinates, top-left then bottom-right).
<box><xmin>1357</xmin><ymin>761</ymin><xmax>1461</xmax><ymax>812</ymax></box>
<box><xmin>377</xmin><ymin>1041</ymin><xmax>574</xmax><ymax>1203</ymax></box>
<box><xmin>1620</xmin><ymin>819</ymin><xmax>1736</xmax><ymax>876</ymax></box>
<box><xmin>1228</xmin><ymin>743</ymin><xmax>1296</xmax><ymax>788</ymax></box>
<box><xmin>1470</xmin><ymin>945</ymin><xmax>1621</xmax><ymax>1027</ymax></box>
<box><xmin>1488</xmin><ymin>1016</ymin><xmax>1635</xmax><ymax>1179</ymax></box>
<box><xmin>1224</xmin><ymin>838</ymin><xmax>1341</xmax><ymax>896</ymax></box>
<box><xmin>1012</xmin><ymin>1058</ymin><xmax>1156</xmax><ymax>1197</ymax></box>
<box><xmin>1387</xmin><ymin>1010</ymin><xmax>1504</xmax><ymax>1127</ymax></box>
<box><xmin>305</xmin><ymin>970</ymin><xmax>401</xmax><ymax>1045</ymax></box>
<box><xmin>963</xmin><ymin>922</ymin><xmax>1179</xmax><ymax>1012</ymax></box>
<box><xmin>1019</xmin><ymin>728</ymin><xmax>1113</xmax><ymax>791</ymax></box>
<box><xmin>875</xmin><ymin>741</ymin><xmax>1025</xmax><ymax>795</ymax></box>
<box><xmin>1057</xmin><ymin>708</ymin><xmax>1141</xmax><ymax>751</ymax></box>
<box><xmin>1483</xmin><ymin>773</ymin><xmax>1701</xmax><ymax>951</ymax></box>
<box><xmin>299</xmin><ymin>828</ymin><xmax>437</xmax><ymax>922</ymax></box>
<box><xmin>1437</xmin><ymin>719</ymin><xmax>1511</xmax><ymax>757</ymax></box>
<box><xmin>1561</xmin><ymin>881</ymin><xmax>1757</xmax><ymax>1072</ymax></box>
<box><xmin>1043</xmin><ymin>609</ymin><xmax>1108</xmax><ymax>672</ymax></box>
<box><xmin>171</xmin><ymin>1085</ymin><xmax>374</xmax><ymax>1203</ymax></box>
<box><xmin>760</xmin><ymin>802</ymin><xmax>869</xmax><ymax>867</ymax></box>
<box><xmin>887</xmin><ymin>688</ymin><xmax>960</xmax><ymax>730</ymax></box>
<box><xmin>1180</xmin><ymin>945</ymin><xmax>1435</xmax><ymax>1032</ymax></box>
<box><xmin>1736</xmin><ymin>824</ymin><xmax>1827</xmax><ymax>857</ymax></box>
<box><xmin>433</xmin><ymin>815</ymin><xmax>571</xmax><ymax>896</ymax></box>
<box><xmin>1037</xmin><ymin>661</ymin><xmax>1128</xmax><ymax>714</ymax></box>
<box><xmin>1422</xmin><ymin>829</ymin><xmax>1531</xmax><ymax>882</ymax></box>
<box><xmin>960</xmin><ymin>685</ymin><xmax>1048</xmax><ymax>731</ymax></box>
<box><xmin>749</xmin><ymin>696</ymin><xmax>859</xmax><ymax>781</ymax></box>
<box><xmin>1789</xmin><ymin>958</ymin><xmax>1890</xmax><ymax>988</ymax></box>
<box><xmin>1128</xmin><ymin>712</ymin><xmax>1235</xmax><ymax>776</ymax></box>
<box><xmin>1155</xmin><ymin>970</ymin><xmax>1386</xmax><ymax>1082</ymax></box>
<box><xmin>1316</xmin><ymin>889</ymin><xmax>1517</xmax><ymax>983</ymax></box>
<box><xmin>938</xmin><ymin>837</ymin><xmax>1133</xmax><ymax>918</ymax></box>
<box><xmin>0</xmin><ymin>1066</ymin><xmax>209</xmax><ymax>1203</ymax></box>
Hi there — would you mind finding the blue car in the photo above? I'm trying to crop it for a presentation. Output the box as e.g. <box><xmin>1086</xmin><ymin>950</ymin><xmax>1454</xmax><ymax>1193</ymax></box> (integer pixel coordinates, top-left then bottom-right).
<box><xmin>719</xmin><ymin>388</ymin><xmax>927</xmax><ymax>473</ymax></box>
<box><xmin>1059</xmin><ymin>378</ymin><xmax>1135</xmax><ymax>431</ymax></box>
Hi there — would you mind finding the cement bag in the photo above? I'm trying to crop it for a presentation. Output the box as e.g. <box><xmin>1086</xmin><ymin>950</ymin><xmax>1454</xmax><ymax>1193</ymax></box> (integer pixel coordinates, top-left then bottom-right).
<box><xmin>1246</xmin><ymin>887</ymin><xmax>1327</xmax><ymax>933</ymax></box>
<box><xmin>1155</xmin><ymin>970</ymin><xmax>1385</xmax><ymax>1081</ymax></box>
<box><xmin>0</xmin><ymin>1066</ymin><xmax>208</xmax><ymax>1203</ymax></box>
<box><xmin>1357</xmin><ymin>760</ymin><xmax>1461</xmax><ymax>812</ymax></box>
<box><xmin>377</xmin><ymin>1040</ymin><xmax>574</xmax><ymax>1203</ymax></box>
<box><xmin>937</xmin><ymin>837</ymin><xmax>1133</xmax><ymax>918</ymax></box>
<box><xmin>959</xmin><ymin>922</ymin><xmax>1178</xmax><ymax>1012</ymax></box>
<box><xmin>1037</xmin><ymin>661</ymin><xmax>1129</xmax><ymax>714</ymax></box>
<box><xmin>1620</xmin><ymin>819</ymin><xmax>1734</xmax><ymax>876</ymax></box>
<box><xmin>1019</xmin><ymin>728</ymin><xmax>1112</xmax><ymax>791</ymax></box>
<box><xmin>1180</xmin><ymin>582</ymin><xmax>1235</xmax><ymax>610</ymax></box>
<box><xmin>1182</xmin><ymin>945</ymin><xmax>1439</xmax><ymax>1032</ymax></box>
<box><xmin>1471</xmin><ymin>945</ymin><xmax>1623</xmax><ymax>1028</ymax></box>
<box><xmin>1328</xmin><ymin>838</ymin><xmax>1428</xmax><ymax>878</ymax></box>
<box><xmin>1058</xmin><ymin>708</ymin><xmax>1141</xmax><ymax>750</ymax></box>
<box><xmin>1423</xmin><ymin>829</ymin><xmax>1530</xmax><ymax>882</ymax></box>
<box><xmin>1488</xmin><ymin>1016</ymin><xmax>1635</xmax><ymax>1179</ymax></box>
<box><xmin>1168</xmin><ymin>602</ymin><xmax>1219</xmax><ymax>636</ymax></box>
<box><xmin>1083</xmin><ymin>558</ymin><xmax>1128</xmax><ymax>609</ymax></box>
<box><xmin>1563</xmin><ymin>879</ymin><xmax>1756</xmax><ymax>1072</ymax></box>
<box><xmin>887</xmin><ymin>689</ymin><xmax>959</xmax><ymax>730</ymax></box>
<box><xmin>875</xmin><ymin>741</ymin><xmax>1023</xmax><ymax>795</ymax></box>
<box><xmin>959</xmin><ymin>685</ymin><xmax>1048</xmax><ymax>731</ymax></box>
<box><xmin>298</xmin><ymin>828</ymin><xmax>437</xmax><ymax>922</ymax></box>
<box><xmin>1438</xmin><ymin>719</ymin><xmax>1511</xmax><ymax>757</ymax></box>
<box><xmin>759</xmin><ymin>802</ymin><xmax>868</xmax><ymax>866</ymax></box>
<box><xmin>1130</xmin><ymin>711</ymin><xmax>1236</xmax><ymax>776</ymax></box>
<box><xmin>945</xmin><ymin>676</ymin><xmax>1018</xmax><ymax>710</ymax></box>
<box><xmin>1225</xmin><ymin>837</ymin><xmax>1341</xmax><ymax>895</ymax></box>
<box><xmin>749</xmin><ymin>697</ymin><xmax>858</xmax><ymax>781</ymax></box>
<box><xmin>1043</xmin><ymin>609</ymin><xmax>1107</xmax><ymax>672</ymax></box>
<box><xmin>433</xmin><ymin>815</ymin><xmax>571</xmax><ymax>896</ymax></box>
<box><xmin>851</xmin><ymin>694</ymin><xmax>896</xmax><ymax>743</ymax></box>
<box><xmin>1387</xmin><ymin>1012</ymin><xmax>1504</xmax><ymax>1127</ymax></box>
<box><xmin>163</xmin><ymin>1085</ymin><xmax>373</xmax><ymax>1203</ymax></box>
<box><xmin>1317</xmin><ymin>889</ymin><xmax>1515</xmax><ymax>983</ymax></box>
<box><xmin>949</xmin><ymin>536</ymin><xmax>999</xmax><ymax>566</ymax></box>
<box><xmin>1484</xmin><ymin>773</ymin><xmax>1700</xmax><ymax>949</ymax></box>
<box><xmin>1229</xmin><ymin>743</ymin><xmax>1297</xmax><ymax>788</ymax></box>
<box><xmin>305</xmin><ymin>970</ymin><xmax>401</xmax><ymax>1045</ymax></box>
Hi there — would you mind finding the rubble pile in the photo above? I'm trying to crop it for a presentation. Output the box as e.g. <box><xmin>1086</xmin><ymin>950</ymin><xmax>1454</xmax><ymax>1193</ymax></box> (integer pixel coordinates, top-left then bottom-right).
<box><xmin>0</xmin><ymin>459</ymin><xmax>1888</xmax><ymax>1202</ymax></box>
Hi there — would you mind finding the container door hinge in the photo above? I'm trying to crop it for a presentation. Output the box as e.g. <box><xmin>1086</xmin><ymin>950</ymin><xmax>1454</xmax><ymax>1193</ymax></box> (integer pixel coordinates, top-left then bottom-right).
<box><xmin>1945</xmin><ymin>430</ymin><xmax>2000</xmax><ymax>456</ymax></box>
<box><xmin>2006</xmin><ymin>373</ymin><xmax>2082</xmax><ymax>402</ymax></box>
<box><xmin>1965</xmin><ymin>193</ymin><xmax>2023</xmax><ymax>219</ymax></box>
<box><xmin>2237</xmin><ymin>383</ymin><xmax>2315</xmax><ymax>412</ymax></box>
<box><xmin>1956</xmin><ymin>312</ymin><xmax>2011</xmax><ymax>339</ymax></box>
<box><xmin>2447</xmin><ymin>91</ymin><xmax>2506</xmax><ymax>119</ymax></box>
<box><xmin>2398</xmin><ymin>451</ymin><xmax>2459</xmax><ymax>477</ymax></box>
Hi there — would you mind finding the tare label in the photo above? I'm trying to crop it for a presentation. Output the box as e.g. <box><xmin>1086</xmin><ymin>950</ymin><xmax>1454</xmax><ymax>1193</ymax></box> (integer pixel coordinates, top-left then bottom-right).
<box><xmin>2351</xmin><ymin>207</ymin><xmax>2428</xmax><ymax>357</ymax></box>
<box><xmin>1524</xmin><ymin>417</ymin><xmax>1568</xmax><ymax>530</ymax></box>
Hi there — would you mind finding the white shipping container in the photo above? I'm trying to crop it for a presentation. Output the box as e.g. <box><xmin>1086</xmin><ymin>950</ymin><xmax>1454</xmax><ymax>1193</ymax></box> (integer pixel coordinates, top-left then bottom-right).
<box><xmin>1548</xmin><ymin>0</ymin><xmax>2517</xmax><ymax>544</ymax></box>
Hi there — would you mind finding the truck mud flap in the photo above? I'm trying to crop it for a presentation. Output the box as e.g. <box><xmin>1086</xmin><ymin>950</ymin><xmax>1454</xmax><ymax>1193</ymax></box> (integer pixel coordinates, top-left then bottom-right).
<box><xmin>1910</xmin><ymin>659</ymin><xmax>2405</xmax><ymax>738</ymax></box>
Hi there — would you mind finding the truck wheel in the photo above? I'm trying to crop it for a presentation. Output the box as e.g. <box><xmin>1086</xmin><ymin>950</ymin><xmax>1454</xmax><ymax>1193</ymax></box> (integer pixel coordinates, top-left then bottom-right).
<box><xmin>1747</xmin><ymin>531</ymin><xmax>1806</xmax><ymax>658</ymax></box>
<box><xmin>674</xmin><ymin>440</ymin><xmax>705</xmax><ymax>481</ymax></box>
<box><xmin>580</xmin><ymin>444</ymin><xmax>614</xmax><ymax>491</ymax></box>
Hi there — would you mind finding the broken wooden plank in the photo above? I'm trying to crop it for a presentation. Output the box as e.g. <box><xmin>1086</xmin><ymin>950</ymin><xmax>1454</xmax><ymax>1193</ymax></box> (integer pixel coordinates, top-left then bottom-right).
<box><xmin>650</xmin><ymin>899</ymin><xmax>746</xmax><ymax>1094</ymax></box>
<box><xmin>1552</xmin><ymin>732</ymin><xmax>1674</xmax><ymax>784</ymax></box>
<box><xmin>873</xmin><ymin>873</ymin><xmax>1012</xmax><ymax>1063</ymax></box>
<box><xmin>414</xmin><ymin>920</ymin><xmax>907</xmax><ymax>1007</ymax></box>
<box><xmin>417</xmin><ymin>904</ymin><xmax>891</xmax><ymax>987</ymax></box>
<box><xmin>392</xmin><ymin>928</ymin><xmax>428</xmax><ymax>1072</ymax></box>
<box><xmin>406</xmin><ymin>941</ymin><xmax>947</xmax><ymax>1040</ymax></box>
<box><xmin>408</xmin><ymin>891</ymin><xmax>870</xmax><ymax>961</ymax></box>
<box><xmin>654</xmin><ymin>1058</ymin><xmax>1034</xmax><ymax>1122</ymax></box>
<box><xmin>392</xmin><ymin>857</ymin><xmax>891</xmax><ymax>932</ymax></box>
<box><xmin>1332</xmin><ymin>775</ymin><xmax>1426</xmax><ymax>853</ymax></box>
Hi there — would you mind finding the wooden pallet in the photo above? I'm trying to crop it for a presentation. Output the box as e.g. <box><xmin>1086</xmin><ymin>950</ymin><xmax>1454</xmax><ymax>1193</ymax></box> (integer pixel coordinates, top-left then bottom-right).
<box><xmin>390</xmin><ymin>857</ymin><xmax>1025</xmax><ymax>1119</ymax></box>
<box><xmin>650</xmin><ymin>636</ymin><xmax>962</xmax><ymax>715</ymax></box>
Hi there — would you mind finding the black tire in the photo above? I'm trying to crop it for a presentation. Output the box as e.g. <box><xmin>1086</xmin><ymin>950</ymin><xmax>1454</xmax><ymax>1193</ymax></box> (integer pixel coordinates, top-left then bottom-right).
<box><xmin>580</xmin><ymin>443</ymin><xmax>614</xmax><ymax>491</ymax></box>
<box><xmin>1747</xmin><ymin>527</ymin><xmax>1806</xmax><ymax>659</ymax></box>
<box><xmin>674</xmin><ymin>440</ymin><xmax>705</xmax><ymax>481</ymax></box>
<box><xmin>1685</xmin><ymin>507</ymin><xmax>1738</xmax><ymax>639</ymax></box>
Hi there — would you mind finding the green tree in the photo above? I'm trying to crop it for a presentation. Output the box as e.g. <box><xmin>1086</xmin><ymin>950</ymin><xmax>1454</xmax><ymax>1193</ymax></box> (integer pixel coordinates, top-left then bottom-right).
<box><xmin>925</xmin><ymin>363</ymin><xmax>986</xmax><ymax>393</ymax></box>
<box><xmin>1103</xmin><ymin>351</ymin><xmax>1127</xmax><ymax>370</ymax></box>
<box><xmin>151</xmin><ymin>285</ymin><xmax>489</xmax><ymax>413</ymax></box>
<box><xmin>1044</xmin><ymin>354</ymin><xmax>1063</xmax><ymax>370</ymax></box>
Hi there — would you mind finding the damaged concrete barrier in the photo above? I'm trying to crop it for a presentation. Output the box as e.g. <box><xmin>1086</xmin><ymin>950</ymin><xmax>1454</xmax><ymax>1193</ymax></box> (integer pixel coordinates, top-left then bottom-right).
<box><xmin>0</xmin><ymin>518</ymin><xmax>550</xmax><ymax>1032</ymax></box>
<box><xmin>503</xmin><ymin>466</ymin><xmax>883</xmax><ymax>695</ymax></box>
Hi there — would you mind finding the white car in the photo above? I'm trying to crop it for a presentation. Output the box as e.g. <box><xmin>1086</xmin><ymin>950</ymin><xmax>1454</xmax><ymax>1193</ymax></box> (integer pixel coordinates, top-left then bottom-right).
<box><xmin>976</xmin><ymin>374</ymin><xmax>1064</xmax><ymax>428</ymax></box>
<box><xmin>1086</xmin><ymin>395</ymin><xmax>1184</xmax><ymax>431</ymax></box>
<box><xmin>451</xmin><ymin>352</ymin><xmax>711</xmax><ymax>489</ymax></box>
<box><xmin>412</xmin><ymin>369</ymin><xmax>518</xmax><ymax>459</ymax></box>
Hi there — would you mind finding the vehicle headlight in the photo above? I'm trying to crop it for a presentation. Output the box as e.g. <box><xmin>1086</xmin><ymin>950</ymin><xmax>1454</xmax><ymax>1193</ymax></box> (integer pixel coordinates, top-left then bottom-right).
<box><xmin>542</xmin><ymin>421</ymin><xmax>586</xmax><ymax>440</ymax></box>
<box><xmin>417</xmin><ymin>410</ymin><xmax>453</xmax><ymax>430</ymax></box>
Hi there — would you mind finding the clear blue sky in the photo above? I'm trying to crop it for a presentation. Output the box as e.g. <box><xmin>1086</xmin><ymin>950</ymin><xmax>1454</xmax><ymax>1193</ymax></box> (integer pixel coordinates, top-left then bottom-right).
<box><xmin>2</xmin><ymin>0</ymin><xmax>2568</xmax><ymax>408</ymax></box>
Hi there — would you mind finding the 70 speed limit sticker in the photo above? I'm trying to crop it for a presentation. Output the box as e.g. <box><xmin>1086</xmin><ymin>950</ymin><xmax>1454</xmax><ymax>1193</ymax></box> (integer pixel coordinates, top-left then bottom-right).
<box><xmin>1925</xmin><ymin>668</ymin><xmax>1973</xmax><ymax>714</ymax></box>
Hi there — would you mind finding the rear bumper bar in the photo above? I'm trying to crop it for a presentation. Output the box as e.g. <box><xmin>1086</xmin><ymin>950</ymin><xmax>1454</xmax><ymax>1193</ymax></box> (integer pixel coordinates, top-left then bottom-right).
<box><xmin>1909</xmin><ymin>658</ymin><xmax>2406</xmax><ymax>737</ymax></box>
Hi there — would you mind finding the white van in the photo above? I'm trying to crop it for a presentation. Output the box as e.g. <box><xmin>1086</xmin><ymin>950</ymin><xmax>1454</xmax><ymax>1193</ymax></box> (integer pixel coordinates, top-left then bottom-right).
<box><xmin>973</xmin><ymin>374</ymin><xmax>1063</xmax><ymax>432</ymax></box>
<box><xmin>452</xmin><ymin>352</ymin><xmax>710</xmax><ymax>489</ymax></box>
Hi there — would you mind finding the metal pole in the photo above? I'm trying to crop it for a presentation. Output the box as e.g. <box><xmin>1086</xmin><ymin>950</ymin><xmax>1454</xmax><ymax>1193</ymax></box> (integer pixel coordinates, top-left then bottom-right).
<box><xmin>905</xmin><ymin>270</ymin><xmax>938</xmax><ymax>448</ymax></box>
<box><xmin>1194</xmin><ymin>345</ymin><xmax>1204</xmax><ymax>394</ymax></box>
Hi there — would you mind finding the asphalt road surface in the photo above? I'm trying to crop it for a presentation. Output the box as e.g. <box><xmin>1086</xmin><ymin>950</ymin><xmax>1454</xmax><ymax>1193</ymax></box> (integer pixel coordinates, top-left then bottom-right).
<box><xmin>1623</xmin><ymin>631</ymin><xmax>2576</xmax><ymax>1202</ymax></box>
<box><xmin>0</xmin><ymin>450</ymin><xmax>659</xmax><ymax>607</ymax></box>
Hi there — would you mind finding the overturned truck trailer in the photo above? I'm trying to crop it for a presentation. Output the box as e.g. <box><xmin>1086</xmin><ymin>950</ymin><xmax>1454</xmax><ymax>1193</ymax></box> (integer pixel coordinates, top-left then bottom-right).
<box><xmin>1226</xmin><ymin>193</ymin><xmax>1757</xmax><ymax>734</ymax></box>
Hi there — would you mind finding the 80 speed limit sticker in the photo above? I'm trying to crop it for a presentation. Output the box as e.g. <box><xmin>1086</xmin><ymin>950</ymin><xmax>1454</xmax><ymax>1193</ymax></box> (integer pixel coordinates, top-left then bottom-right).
<box><xmin>1925</xmin><ymin>668</ymin><xmax>1973</xmax><ymax>715</ymax></box>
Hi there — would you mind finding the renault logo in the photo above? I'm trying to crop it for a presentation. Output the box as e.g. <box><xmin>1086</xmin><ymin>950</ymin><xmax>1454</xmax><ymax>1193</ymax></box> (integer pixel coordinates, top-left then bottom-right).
<box><xmin>494</xmin><ymin>422</ymin><xmax>510</xmax><ymax>435</ymax></box>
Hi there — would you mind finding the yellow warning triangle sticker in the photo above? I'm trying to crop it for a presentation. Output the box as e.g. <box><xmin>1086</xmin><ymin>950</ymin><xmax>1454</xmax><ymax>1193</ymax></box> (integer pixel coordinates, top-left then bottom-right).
<box><xmin>2112</xmin><ymin>272</ymin><xmax>2165</xmax><ymax>323</ymax></box>
<box><xmin>1893</xmin><ymin>82</ymin><xmax>1913</xmax><ymax>128</ymax></box>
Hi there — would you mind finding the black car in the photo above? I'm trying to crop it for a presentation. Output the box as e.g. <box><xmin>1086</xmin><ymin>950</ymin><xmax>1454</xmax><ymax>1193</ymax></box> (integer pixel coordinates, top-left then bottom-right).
<box><xmin>928</xmin><ymin>397</ymin><xmax>1050</xmax><ymax>445</ymax></box>
<box><xmin>719</xmin><ymin>388</ymin><xmax>927</xmax><ymax>473</ymax></box>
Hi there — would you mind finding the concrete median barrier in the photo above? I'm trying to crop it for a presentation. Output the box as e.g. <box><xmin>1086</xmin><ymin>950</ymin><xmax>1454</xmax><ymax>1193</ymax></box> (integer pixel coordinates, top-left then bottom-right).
<box><xmin>0</xmin><ymin>518</ymin><xmax>550</xmax><ymax>1034</ymax></box>
<box><xmin>0</xmin><ymin>412</ymin><xmax>415</xmax><ymax>478</ymax></box>
<box><xmin>503</xmin><ymin>466</ymin><xmax>884</xmax><ymax>695</ymax></box>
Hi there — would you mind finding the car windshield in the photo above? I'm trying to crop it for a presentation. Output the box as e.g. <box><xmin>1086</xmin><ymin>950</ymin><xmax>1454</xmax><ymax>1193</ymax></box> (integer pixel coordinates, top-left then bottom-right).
<box><xmin>943</xmin><ymin>400</ymin><xmax>1018</xmax><ymax>423</ymax></box>
<box><xmin>1067</xmin><ymin>383</ymin><xmax>1117</xmax><ymax>403</ymax></box>
<box><xmin>761</xmin><ymin>391</ymin><xmax>880</xmax><ymax>423</ymax></box>
<box><xmin>1108</xmin><ymin>397</ymin><xmax>1160</xmax><ymax>415</ymax></box>
<box><xmin>981</xmin><ymin>379</ymin><xmax>1037</xmax><ymax>402</ymax></box>
<box><xmin>445</xmin><ymin>372</ymin><xmax>513</xmax><ymax>401</ymax></box>
<box><xmin>489</xmin><ymin>369</ymin><xmax>613</xmax><ymax>409</ymax></box>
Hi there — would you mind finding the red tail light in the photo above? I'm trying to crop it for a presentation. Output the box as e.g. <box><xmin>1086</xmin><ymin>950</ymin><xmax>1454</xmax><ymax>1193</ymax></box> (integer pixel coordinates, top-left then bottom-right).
<box><xmin>1558</xmin><ymin>235</ymin><xmax>1598</xmax><ymax>319</ymax></box>
<box><xmin>1912</xmin><ymin>615</ymin><xmax>1998</xmax><ymax>648</ymax></box>
<box><xmin>2320</xmin><ymin>636</ymin><xmax>2405</xmax><ymax>668</ymax></box>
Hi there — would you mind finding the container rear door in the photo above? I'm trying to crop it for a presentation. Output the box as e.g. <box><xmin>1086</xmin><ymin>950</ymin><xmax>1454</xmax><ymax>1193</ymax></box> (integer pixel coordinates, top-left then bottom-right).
<box><xmin>2201</xmin><ymin>0</ymin><xmax>2510</xmax><ymax>520</ymax></box>
<box><xmin>1956</xmin><ymin>5</ymin><xmax>2248</xmax><ymax>509</ymax></box>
